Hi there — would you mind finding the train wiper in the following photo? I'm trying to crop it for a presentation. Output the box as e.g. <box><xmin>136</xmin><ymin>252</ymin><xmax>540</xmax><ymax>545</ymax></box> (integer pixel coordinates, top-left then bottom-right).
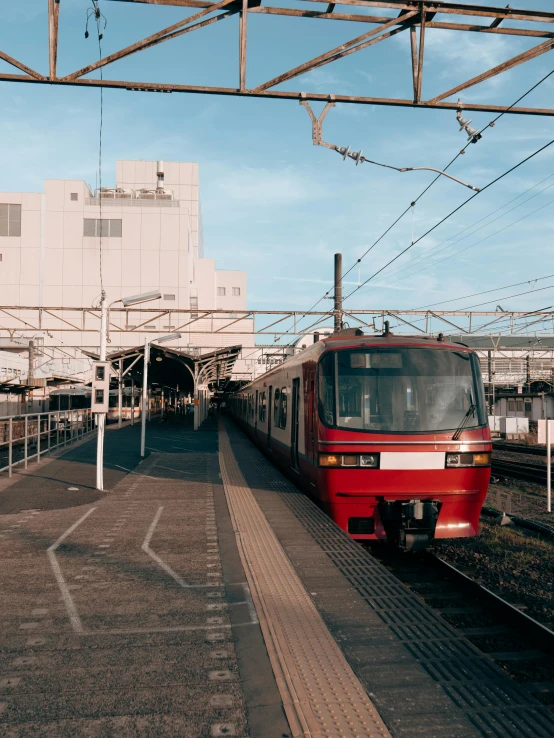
<box><xmin>452</xmin><ymin>403</ymin><xmax>476</xmax><ymax>441</ymax></box>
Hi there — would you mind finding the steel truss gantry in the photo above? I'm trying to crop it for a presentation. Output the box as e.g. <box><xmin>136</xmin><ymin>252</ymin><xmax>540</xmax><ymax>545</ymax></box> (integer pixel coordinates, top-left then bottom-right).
<box><xmin>0</xmin><ymin>1</ymin><xmax>553</xmax><ymax>116</ymax></box>
<box><xmin>1</xmin><ymin>306</ymin><xmax>554</xmax><ymax>340</ymax></box>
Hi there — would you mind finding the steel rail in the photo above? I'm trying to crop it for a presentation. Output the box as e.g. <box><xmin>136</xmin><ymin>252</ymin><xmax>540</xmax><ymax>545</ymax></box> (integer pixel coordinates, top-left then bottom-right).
<box><xmin>492</xmin><ymin>458</ymin><xmax>549</xmax><ymax>484</ymax></box>
<box><xmin>424</xmin><ymin>552</ymin><xmax>554</xmax><ymax>656</ymax></box>
<box><xmin>493</xmin><ymin>441</ymin><xmax>548</xmax><ymax>457</ymax></box>
<box><xmin>481</xmin><ymin>506</ymin><xmax>554</xmax><ymax>541</ymax></box>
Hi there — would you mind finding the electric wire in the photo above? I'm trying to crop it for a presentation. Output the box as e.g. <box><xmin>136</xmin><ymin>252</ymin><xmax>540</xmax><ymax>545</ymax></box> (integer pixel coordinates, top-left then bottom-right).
<box><xmin>342</xmin><ymin>136</ymin><xmax>554</xmax><ymax>304</ymax></box>
<box><xmin>285</xmin><ymin>68</ymin><xmax>554</xmax><ymax>343</ymax></box>
<box><xmin>376</xmin><ymin>196</ymin><xmax>554</xmax><ymax>293</ymax></box>
<box><xmin>369</xmin><ymin>174</ymin><xmax>554</xmax><ymax>287</ymax></box>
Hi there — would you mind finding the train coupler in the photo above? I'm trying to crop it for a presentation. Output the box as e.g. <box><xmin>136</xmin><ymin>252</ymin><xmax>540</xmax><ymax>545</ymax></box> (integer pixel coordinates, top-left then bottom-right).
<box><xmin>378</xmin><ymin>499</ymin><xmax>440</xmax><ymax>552</ymax></box>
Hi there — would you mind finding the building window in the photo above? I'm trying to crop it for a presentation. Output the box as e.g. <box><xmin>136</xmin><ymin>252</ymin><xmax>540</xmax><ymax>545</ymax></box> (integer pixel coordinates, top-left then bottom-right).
<box><xmin>163</xmin><ymin>325</ymin><xmax>175</xmax><ymax>330</ymax></box>
<box><xmin>164</xmin><ymin>294</ymin><xmax>175</xmax><ymax>301</ymax></box>
<box><xmin>232</xmin><ymin>287</ymin><xmax>241</xmax><ymax>296</ymax></box>
<box><xmin>145</xmin><ymin>324</ymin><xmax>156</xmax><ymax>329</ymax></box>
<box><xmin>217</xmin><ymin>287</ymin><xmax>226</xmax><ymax>296</ymax></box>
<box><xmin>83</xmin><ymin>218</ymin><xmax>122</xmax><ymax>237</ymax></box>
<box><xmin>0</xmin><ymin>204</ymin><xmax>21</xmax><ymax>237</ymax></box>
<box><xmin>127</xmin><ymin>325</ymin><xmax>136</xmax><ymax>330</ymax></box>
<box><xmin>0</xmin><ymin>253</ymin><xmax>2</xmax><ymax>261</ymax></box>
<box><xmin>70</xmin><ymin>193</ymin><xmax>78</xmax><ymax>201</ymax></box>
<box><xmin>190</xmin><ymin>296</ymin><xmax>198</xmax><ymax>319</ymax></box>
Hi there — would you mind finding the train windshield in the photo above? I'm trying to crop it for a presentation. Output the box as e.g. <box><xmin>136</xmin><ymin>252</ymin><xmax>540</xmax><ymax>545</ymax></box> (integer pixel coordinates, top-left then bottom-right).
<box><xmin>318</xmin><ymin>348</ymin><xmax>487</xmax><ymax>433</ymax></box>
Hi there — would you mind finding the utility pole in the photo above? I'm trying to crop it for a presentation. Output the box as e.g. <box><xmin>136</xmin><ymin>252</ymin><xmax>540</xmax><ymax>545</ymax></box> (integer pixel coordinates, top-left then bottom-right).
<box><xmin>141</xmin><ymin>338</ymin><xmax>150</xmax><ymax>458</ymax></box>
<box><xmin>334</xmin><ymin>253</ymin><xmax>343</xmax><ymax>334</ymax></box>
<box><xmin>96</xmin><ymin>291</ymin><xmax>107</xmax><ymax>491</ymax></box>
<box><xmin>27</xmin><ymin>339</ymin><xmax>36</xmax><ymax>409</ymax></box>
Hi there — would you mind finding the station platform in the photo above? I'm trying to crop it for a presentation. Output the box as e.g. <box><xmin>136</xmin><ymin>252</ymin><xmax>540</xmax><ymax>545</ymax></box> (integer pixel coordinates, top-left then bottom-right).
<box><xmin>1</xmin><ymin>415</ymin><xmax>553</xmax><ymax>738</ymax></box>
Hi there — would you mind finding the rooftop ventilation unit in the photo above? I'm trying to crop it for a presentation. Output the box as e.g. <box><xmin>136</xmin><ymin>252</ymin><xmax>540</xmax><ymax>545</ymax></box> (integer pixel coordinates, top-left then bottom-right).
<box><xmin>96</xmin><ymin>187</ymin><xmax>134</xmax><ymax>199</ymax></box>
<box><xmin>135</xmin><ymin>188</ymin><xmax>173</xmax><ymax>201</ymax></box>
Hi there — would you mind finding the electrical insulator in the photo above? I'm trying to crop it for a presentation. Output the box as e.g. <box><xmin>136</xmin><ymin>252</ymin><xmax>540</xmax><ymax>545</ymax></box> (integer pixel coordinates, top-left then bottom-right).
<box><xmin>456</xmin><ymin>108</ymin><xmax>482</xmax><ymax>143</ymax></box>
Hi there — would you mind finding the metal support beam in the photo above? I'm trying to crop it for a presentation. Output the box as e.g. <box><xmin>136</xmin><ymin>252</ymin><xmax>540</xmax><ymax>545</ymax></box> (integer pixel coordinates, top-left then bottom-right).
<box><xmin>255</xmin><ymin>11</ymin><xmax>417</xmax><ymax>92</ymax></box>
<box><xmin>3</xmin><ymin>71</ymin><xmax>552</xmax><ymax>115</ymax></box>
<box><xmin>48</xmin><ymin>0</ymin><xmax>60</xmax><ymax>79</ymax></box>
<box><xmin>63</xmin><ymin>0</ymin><xmax>238</xmax><ymax>82</ymax></box>
<box><xmin>415</xmin><ymin>8</ymin><xmax>426</xmax><ymax>104</ymax></box>
<box><xmin>239</xmin><ymin>0</ymin><xmax>248</xmax><ymax>91</ymax></box>
<box><xmin>0</xmin><ymin>51</ymin><xmax>43</xmax><ymax>81</ymax></box>
<box><xmin>429</xmin><ymin>36</ymin><xmax>554</xmax><ymax>104</ymax></box>
<box><xmin>410</xmin><ymin>24</ymin><xmax>418</xmax><ymax>102</ymax></box>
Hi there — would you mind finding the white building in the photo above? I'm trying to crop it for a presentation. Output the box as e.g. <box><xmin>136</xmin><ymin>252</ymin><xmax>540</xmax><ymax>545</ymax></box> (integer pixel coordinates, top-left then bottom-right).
<box><xmin>0</xmin><ymin>159</ymin><xmax>254</xmax><ymax>379</ymax></box>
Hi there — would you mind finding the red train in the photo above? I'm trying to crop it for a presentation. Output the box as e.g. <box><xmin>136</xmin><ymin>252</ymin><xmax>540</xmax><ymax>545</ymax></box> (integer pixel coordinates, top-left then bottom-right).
<box><xmin>228</xmin><ymin>328</ymin><xmax>491</xmax><ymax>550</ymax></box>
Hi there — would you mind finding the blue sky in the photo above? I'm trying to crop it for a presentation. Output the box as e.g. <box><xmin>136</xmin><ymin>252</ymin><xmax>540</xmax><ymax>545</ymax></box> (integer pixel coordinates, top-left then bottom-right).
<box><xmin>1</xmin><ymin>0</ymin><xmax>554</xmax><ymax>333</ymax></box>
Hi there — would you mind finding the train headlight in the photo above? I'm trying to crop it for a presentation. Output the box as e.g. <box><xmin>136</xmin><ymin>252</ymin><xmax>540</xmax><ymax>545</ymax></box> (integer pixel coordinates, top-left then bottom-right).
<box><xmin>319</xmin><ymin>454</ymin><xmax>341</xmax><ymax>467</ymax></box>
<box><xmin>446</xmin><ymin>452</ymin><xmax>490</xmax><ymax>468</ymax></box>
<box><xmin>360</xmin><ymin>454</ymin><xmax>379</xmax><ymax>468</ymax></box>
<box><xmin>318</xmin><ymin>453</ymin><xmax>380</xmax><ymax>468</ymax></box>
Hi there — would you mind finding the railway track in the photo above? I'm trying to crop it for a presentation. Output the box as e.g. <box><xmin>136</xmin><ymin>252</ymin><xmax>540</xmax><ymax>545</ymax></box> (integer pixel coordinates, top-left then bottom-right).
<box><xmin>492</xmin><ymin>458</ymin><xmax>549</xmax><ymax>485</ymax></box>
<box><xmin>370</xmin><ymin>547</ymin><xmax>554</xmax><ymax>712</ymax></box>
<box><xmin>494</xmin><ymin>441</ymin><xmax>547</xmax><ymax>457</ymax></box>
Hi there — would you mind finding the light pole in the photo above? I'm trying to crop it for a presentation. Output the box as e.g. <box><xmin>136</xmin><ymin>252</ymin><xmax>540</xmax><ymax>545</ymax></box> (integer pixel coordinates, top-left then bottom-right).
<box><xmin>141</xmin><ymin>333</ymin><xmax>182</xmax><ymax>458</ymax></box>
<box><xmin>96</xmin><ymin>290</ymin><xmax>162</xmax><ymax>491</ymax></box>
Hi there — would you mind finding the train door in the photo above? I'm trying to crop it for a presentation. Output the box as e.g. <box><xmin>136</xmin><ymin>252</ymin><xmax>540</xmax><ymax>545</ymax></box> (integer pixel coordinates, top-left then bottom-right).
<box><xmin>267</xmin><ymin>386</ymin><xmax>273</xmax><ymax>449</ymax></box>
<box><xmin>291</xmin><ymin>378</ymin><xmax>300</xmax><ymax>470</ymax></box>
<box><xmin>306</xmin><ymin>370</ymin><xmax>316</xmax><ymax>466</ymax></box>
<box><xmin>255</xmin><ymin>390</ymin><xmax>259</xmax><ymax>432</ymax></box>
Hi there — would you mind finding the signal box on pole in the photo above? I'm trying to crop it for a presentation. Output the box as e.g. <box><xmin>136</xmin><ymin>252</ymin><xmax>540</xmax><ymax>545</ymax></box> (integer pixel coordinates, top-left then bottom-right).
<box><xmin>92</xmin><ymin>361</ymin><xmax>110</xmax><ymax>413</ymax></box>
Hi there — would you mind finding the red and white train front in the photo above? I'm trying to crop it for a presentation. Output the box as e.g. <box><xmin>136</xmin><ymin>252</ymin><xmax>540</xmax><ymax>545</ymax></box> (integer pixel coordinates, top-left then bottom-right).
<box><xmin>316</xmin><ymin>338</ymin><xmax>491</xmax><ymax>550</ymax></box>
<box><xmin>229</xmin><ymin>332</ymin><xmax>491</xmax><ymax>551</ymax></box>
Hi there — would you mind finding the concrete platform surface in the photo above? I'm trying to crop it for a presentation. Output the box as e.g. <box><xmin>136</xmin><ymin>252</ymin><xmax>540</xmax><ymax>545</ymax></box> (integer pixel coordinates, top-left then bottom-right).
<box><xmin>1</xmin><ymin>414</ymin><xmax>553</xmax><ymax>738</ymax></box>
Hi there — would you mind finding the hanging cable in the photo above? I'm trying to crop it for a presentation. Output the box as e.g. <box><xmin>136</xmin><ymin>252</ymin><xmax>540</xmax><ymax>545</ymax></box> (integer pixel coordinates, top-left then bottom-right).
<box><xmin>86</xmin><ymin>1</ymin><xmax>108</xmax><ymax>297</ymax></box>
<box><xmin>370</xmin><ymin>174</ymin><xmax>554</xmax><ymax>286</ymax></box>
<box><xmin>342</xmin><ymin>137</ymin><xmax>554</xmax><ymax>304</ymax></box>
<box><xmin>326</xmin><ymin>66</ymin><xmax>554</xmax><ymax>314</ymax></box>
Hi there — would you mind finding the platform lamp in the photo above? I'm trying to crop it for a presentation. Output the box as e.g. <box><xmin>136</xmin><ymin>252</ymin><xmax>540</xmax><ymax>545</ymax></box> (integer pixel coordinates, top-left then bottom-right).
<box><xmin>141</xmin><ymin>332</ymin><xmax>182</xmax><ymax>458</ymax></box>
<box><xmin>96</xmin><ymin>290</ymin><xmax>162</xmax><ymax>491</ymax></box>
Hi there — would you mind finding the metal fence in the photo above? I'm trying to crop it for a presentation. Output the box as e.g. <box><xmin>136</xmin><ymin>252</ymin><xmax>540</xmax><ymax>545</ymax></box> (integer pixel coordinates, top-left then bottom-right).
<box><xmin>0</xmin><ymin>409</ymin><xmax>95</xmax><ymax>477</ymax></box>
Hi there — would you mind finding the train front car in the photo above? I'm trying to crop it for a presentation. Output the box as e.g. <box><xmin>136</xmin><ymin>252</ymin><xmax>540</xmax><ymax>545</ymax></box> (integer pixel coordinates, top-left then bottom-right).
<box><xmin>316</xmin><ymin>335</ymin><xmax>491</xmax><ymax>551</ymax></box>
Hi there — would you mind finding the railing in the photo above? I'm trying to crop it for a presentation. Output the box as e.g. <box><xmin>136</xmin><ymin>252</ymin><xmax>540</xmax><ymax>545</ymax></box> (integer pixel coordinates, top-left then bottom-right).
<box><xmin>85</xmin><ymin>198</ymin><xmax>180</xmax><ymax>208</ymax></box>
<box><xmin>0</xmin><ymin>409</ymin><xmax>95</xmax><ymax>477</ymax></box>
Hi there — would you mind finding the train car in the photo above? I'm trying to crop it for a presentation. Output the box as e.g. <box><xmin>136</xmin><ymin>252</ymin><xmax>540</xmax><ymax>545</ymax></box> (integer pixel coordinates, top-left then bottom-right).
<box><xmin>228</xmin><ymin>327</ymin><xmax>491</xmax><ymax>550</ymax></box>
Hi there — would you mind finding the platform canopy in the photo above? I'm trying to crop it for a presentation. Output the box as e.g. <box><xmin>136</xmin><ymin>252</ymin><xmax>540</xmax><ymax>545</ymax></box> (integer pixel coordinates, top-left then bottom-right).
<box><xmin>83</xmin><ymin>344</ymin><xmax>242</xmax><ymax>394</ymax></box>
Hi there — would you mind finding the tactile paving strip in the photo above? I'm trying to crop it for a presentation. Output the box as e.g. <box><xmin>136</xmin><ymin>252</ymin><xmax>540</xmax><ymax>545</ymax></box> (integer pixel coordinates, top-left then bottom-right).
<box><xmin>229</xmin><ymin>426</ymin><xmax>554</xmax><ymax>738</ymax></box>
<box><xmin>218</xmin><ymin>421</ymin><xmax>391</xmax><ymax>738</ymax></box>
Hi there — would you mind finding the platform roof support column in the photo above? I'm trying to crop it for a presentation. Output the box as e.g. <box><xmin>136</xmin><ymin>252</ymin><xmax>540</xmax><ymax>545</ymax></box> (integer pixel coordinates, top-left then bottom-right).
<box><xmin>118</xmin><ymin>358</ymin><xmax>123</xmax><ymax>428</ymax></box>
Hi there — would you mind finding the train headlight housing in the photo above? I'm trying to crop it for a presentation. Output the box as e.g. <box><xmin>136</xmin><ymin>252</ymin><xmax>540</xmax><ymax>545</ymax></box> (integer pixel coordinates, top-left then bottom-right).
<box><xmin>360</xmin><ymin>454</ymin><xmax>379</xmax><ymax>468</ymax></box>
<box><xmin>318</xmin><ymin>453</ymin><xmax>380</xmax><ymax>468</ymax></box>
<box><xmin>446</xmin><ymin>452</ymin><xmax>490</xmax><ymax>468</ymax></box>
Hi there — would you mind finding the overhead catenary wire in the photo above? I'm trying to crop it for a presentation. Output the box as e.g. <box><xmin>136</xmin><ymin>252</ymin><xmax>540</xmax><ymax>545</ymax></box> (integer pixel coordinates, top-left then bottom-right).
<box><xmin>316</xmin><ymin>66</ymin><xmax>554</xmax><ymax>319</ymax></box>
<box><xmin>342</xmin><ymin>137</ymin><xmax>554</xmax><ymax>305</ymax></box>
<box><xmin>279</xmin><ymin>70</ymin><xmax>554</xmax><ymax>345</ymax></box>
<box><xmin>369</xmin><ymin>174</ymin><xmax>554</xmax><ymax>287</ymax></box>
<box><xmin>87</xmin><ymin>1</ymin><xmax>107</xmax><ymax>296</ymax></box>
<box><xmin>374</xmin><ymin>195</ymin><xmax>554</xmax><ymax>293</ymax></box>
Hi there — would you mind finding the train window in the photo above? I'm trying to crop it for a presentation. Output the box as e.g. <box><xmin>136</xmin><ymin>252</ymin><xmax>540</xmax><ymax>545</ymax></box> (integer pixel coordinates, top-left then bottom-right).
<box><xmin>274</xmin><ymin>389</ymin><xmax>281</xmax><ymax>426</ymax></box>
<box><xmin>279</xmin><ymin>387</ymin><xmax>287</xmax><ymax>429</ymax></box>
<box><xmin>318</xmin><ymin>354</ymin><xmax>335</xmax><ymax>426</ymax></box>
<box><xmin>319</xmin><ymin>348</ymin><xmax>487</xmax><ymax>434</ymax></box>
<box><xmin>259</xmin><ymin>392</ymin><xmax>266</xmax><ymax>423</ymax></box>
